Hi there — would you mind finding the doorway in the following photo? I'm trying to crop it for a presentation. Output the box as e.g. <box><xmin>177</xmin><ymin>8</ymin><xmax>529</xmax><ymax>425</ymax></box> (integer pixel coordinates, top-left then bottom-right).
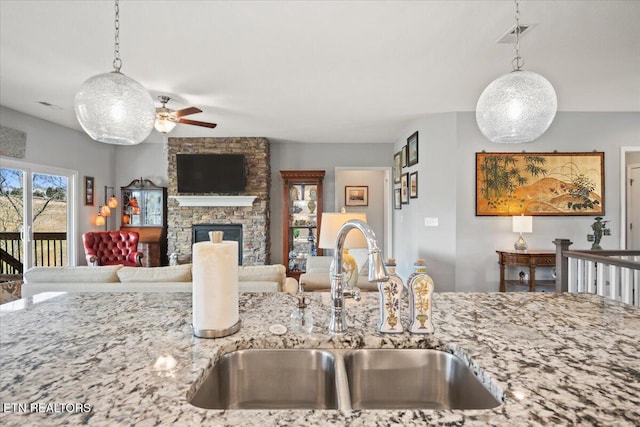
<box><xmin>621</xmin><ymin>146</ymin><xmax>640</xmax><ymax>249</ymax></box>
<box><xmin>334</xmin><ymin>167</ymin><xmax>392</xmax><ymax>258</ymax></box>
<box><xmin>0</xmin><ymin>158</ymin><xmax>77</xmax><ymax>274</ymax></box>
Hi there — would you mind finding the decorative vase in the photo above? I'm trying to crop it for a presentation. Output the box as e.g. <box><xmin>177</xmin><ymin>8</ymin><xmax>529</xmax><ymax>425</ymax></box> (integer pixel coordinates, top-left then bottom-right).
<box><xmin>407</xmin><ymin>259</ymin><xmax>434</xmax><ymax>334</ymax></box>
<box><xmin>378</xmin><ymin>259</ymin><xmax>404</xmax><ymax>334</ymax></box>
<box><xmin>307</xmin><ymin>199</ymin><xmax>316</xmax><ymax>214</ymax></box>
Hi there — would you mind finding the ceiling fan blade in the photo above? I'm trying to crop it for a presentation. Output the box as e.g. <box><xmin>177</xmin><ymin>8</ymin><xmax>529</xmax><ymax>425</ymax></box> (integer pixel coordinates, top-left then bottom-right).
<box><xmin>174</xmin><ymin>106</ymin><xmax>203</xmax><ymax>117</ymax></box>
<box><xmin>178</xmin><ymin>118</ymin><xmax>217</xmax><ymax>129</ymax></box>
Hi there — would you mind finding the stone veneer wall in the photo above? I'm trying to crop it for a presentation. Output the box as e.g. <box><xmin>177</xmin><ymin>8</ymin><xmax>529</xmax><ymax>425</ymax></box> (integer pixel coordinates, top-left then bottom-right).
<box><xmin>167</xmin><ymin>137</ymin><xmax>270</xmax><ymax>265</ymax></box>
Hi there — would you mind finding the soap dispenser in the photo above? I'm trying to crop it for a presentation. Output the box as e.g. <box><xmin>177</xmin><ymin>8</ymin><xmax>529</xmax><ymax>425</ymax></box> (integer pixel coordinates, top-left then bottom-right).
<box><xmin>290</xmin><ymin>292</ymin><xmax>314</xmax><ymax>333</ymax></box>
<box><xmin>407</xmin><ymin>259</ymin><xmax>435</xmax><ymax>334</ymax></box>
<box><xmin>377</xmin><ymin>259</ymin><xmax>404</xmax><ymax>333</ymax></box>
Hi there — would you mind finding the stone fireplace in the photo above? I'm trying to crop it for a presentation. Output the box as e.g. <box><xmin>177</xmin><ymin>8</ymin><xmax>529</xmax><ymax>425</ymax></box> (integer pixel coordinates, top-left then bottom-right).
<box><xmin>167</xmin><ymin>137</ymin><xmax>270</xmax><ymax>265</ymax></box>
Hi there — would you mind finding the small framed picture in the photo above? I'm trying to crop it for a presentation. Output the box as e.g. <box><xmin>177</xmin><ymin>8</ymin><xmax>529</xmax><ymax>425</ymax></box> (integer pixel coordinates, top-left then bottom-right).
<box><xmin>345</xmin><ymin>185</ymin><xmax>368</xmax><ymax>206</ymax></box>
<box><xmin>84</xmin><ymin>176</ymin><xmax>95</xmax><ymax>206</ymax></box>
<box><xmin>393</xmin><ymin>151</ymin><xmax>402</xmax><ymax>184</ymax></box>
<box><xmin>394</xmin><ymin>188</ymin><xmax>402</xmax><ymax>210</ymax></box>
<box><xmin>410</xmin><ymin>171</ymin><xmax>418</xmax><ymax>199</ymax></box>
<box><xmin>407</xmin><ymin>131</ymin><xmax>419</xmax><ymax>166</ymax></box>
<box><xmin>401</xmin><ymin>145</ymin><xmax>408</xmax><ymax>168</ymax></box>
<box><xmin>400</xmin><ymin>173</ymin><xmax>409</xmax><ymax>204</ymax></box>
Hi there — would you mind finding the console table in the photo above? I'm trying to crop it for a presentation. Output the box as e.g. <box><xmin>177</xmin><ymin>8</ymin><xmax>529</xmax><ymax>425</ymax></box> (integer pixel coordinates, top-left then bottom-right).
<box><xmin>496</xmin><ymin>250</ymin><xmax>556</xmax><ymax>292</ymax></box>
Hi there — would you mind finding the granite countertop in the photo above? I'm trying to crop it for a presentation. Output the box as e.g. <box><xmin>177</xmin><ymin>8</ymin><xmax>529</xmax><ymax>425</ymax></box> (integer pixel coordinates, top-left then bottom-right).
<box><xmin>0</xmin><ymin>291</ymin><xmax>639</xmax><ymax>426</ymax></box>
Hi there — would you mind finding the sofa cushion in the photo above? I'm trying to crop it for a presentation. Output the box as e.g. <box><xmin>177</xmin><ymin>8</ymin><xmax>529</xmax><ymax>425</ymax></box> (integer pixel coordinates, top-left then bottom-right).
<box><xmin>117</xmin><ymin>264</ymin><xmax>192</xmax><ymax>283</ymax></box>
<box><xmin>239</xmin><ymin>265</ymin><xmax>285</xmax><ymax>290</ymax></box>
<box><xmin>24</xmin><ymin>265</ymin><xmax>122</xmax><ymax>283</ymax></box>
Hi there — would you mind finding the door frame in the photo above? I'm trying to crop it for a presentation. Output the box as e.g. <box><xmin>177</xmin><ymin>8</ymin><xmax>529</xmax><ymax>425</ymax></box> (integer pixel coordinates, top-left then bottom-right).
<box><xmin>1</xmin><ymin>157</ymin><xmax>78</xmax><ymax>268</ymax></box>
<box><xmin>620</xmin><ymin>146</ymin><xmax>640</xmax><ymax>249</ymax></box>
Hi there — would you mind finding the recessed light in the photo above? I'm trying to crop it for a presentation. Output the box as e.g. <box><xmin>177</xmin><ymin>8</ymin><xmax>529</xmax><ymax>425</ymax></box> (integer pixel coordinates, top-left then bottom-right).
<box><xmin>37</xmin><ymin>101</ymin><xmax>63</xmax><ymax>110</ymax></box>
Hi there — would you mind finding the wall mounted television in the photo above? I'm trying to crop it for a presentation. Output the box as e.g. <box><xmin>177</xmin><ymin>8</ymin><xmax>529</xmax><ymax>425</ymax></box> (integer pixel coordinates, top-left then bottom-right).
<box><xmin>176</xmin><ymin>154</ymin><xmax>246</xmax><ymax>193</ymax></box>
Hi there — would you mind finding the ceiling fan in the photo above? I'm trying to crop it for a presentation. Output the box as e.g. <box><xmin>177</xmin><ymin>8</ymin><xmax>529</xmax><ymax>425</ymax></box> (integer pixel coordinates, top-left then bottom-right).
<box><xmin>154</xmin><ymin>95</ymin><xmax>217</xmax><ymax>134</ymax></box>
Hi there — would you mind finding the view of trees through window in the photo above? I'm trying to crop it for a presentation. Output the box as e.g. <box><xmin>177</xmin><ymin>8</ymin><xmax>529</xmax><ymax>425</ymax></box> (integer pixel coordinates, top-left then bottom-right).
<box><xmin>0</xmin><ymin>168</ymin><xmax>68</xmax><ymax>271</ymax></box>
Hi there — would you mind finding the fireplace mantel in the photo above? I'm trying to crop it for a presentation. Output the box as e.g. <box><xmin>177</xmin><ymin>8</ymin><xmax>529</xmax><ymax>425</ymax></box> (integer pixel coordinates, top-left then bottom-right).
<box><xmin>170</xmin><ymin>195</ymin><xmax>257</xmax><ymax>207</ymax></box>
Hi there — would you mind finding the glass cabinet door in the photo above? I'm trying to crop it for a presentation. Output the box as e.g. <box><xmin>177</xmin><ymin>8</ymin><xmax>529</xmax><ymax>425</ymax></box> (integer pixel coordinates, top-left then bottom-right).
<box><xmin>281</xmin><ymin>170</ymin><xmax>325</xmax><ymax>278</ymax></box>
<box><xmin>288</xmin><ymin>184</ymin><xmax>318</xmax><ymax>272</ymax></box>
<box><xmin>120</xmin><ymin>179</ymin><xmax>166</xmax><ymax>228</ymax></box>
<box><xmin>143</xmin><ymin>191</ymin><xmax>163</xmax><ymax>226</ymax></box>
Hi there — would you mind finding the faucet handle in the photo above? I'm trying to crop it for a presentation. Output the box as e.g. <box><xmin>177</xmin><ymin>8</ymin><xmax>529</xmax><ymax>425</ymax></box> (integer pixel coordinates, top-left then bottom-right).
<box><xmin>343</xmin><ymin>286</ymin><xmax>361</xmax><ymax>302</ymax></box>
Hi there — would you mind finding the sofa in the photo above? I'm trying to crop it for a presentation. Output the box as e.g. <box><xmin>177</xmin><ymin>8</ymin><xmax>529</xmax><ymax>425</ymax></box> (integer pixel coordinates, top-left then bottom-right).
<box><xmin>22</xmin><ymin>264</ymin><xmax>298</xmax><ymax>298</ymax></box>
<box><xmin>299</xmin><ymin>253</ymin><xmax>378</xmax><ymax>292</ymax></box>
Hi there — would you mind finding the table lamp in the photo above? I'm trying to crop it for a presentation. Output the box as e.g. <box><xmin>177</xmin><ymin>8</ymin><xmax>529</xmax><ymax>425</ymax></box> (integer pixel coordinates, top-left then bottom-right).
<box><xmin>512</xmin><ymin>214</ymin><xmax>533</xmax><ymax>252</ymax></box>
<box><xmin>318</xmin><ymin>209</ymin><xmax>367</xmax><ymax>288</ymax></box>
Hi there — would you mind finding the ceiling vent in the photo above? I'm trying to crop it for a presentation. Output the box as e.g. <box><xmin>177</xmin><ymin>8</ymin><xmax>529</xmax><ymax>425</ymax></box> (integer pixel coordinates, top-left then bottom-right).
<box><xmin>497</xmin><ymin>24</ymin><xmax>535</xmax><ymax>44</ymax></box>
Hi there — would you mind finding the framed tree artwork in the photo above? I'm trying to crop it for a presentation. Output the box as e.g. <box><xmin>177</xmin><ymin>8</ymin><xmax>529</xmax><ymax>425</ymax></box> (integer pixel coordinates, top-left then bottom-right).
<box><xmin>393</xmin><ymin>151</ymin><xmax>402</xmax><ymax>184</ymax></box>
<box><xmin>476</xmin><ymin>152</ymin><xmax>605</xmax><ymax>216</ymax></box>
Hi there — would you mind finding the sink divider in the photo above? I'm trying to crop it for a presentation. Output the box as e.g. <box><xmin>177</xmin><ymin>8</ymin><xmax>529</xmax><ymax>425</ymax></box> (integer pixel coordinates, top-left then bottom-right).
<box><xmin>332</xmin><ymin>349</ymin><xmax>353</xmax><ymax>411</ymax></box>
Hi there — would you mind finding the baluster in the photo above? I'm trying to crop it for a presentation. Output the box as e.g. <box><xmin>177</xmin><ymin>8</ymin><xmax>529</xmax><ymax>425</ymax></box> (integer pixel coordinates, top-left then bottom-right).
<box><xmin>621</xmin><ymin>267</ymin><xmax>632</xmax><ymax>305</ymax></box>
<box><xmin>596</xmin><ymin>263</ymin><xmax>606</xmax><ymax>297</ymax></box>
<box><xmin>586</xmin><ymin>261</ymin><xmax>596</xmax><ymax>294</ymax></box>
<box><xmin>609</xmin><ymin>265</ymin><xmax>619</xmax><ymax>302</ymax></box>
<box><xmin>576</xmin><ymin>259</ymin><xmax>585</xmax><ymax>292</ymax></box>
<box><xmin>568</xmin><ymin>257</ymin><xmax>577</xmax><ymax>293</ymax></box>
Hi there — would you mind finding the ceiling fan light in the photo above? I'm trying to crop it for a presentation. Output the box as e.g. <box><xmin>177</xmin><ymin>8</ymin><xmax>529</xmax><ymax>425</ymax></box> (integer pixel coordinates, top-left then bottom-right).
<box><xmin>154</xmin><ymin>117</ymin><xmax>177</xmax><ymax>134</ymax></box>
<box><xmin>74</xmin><ymin>71</ymin><xmax>156</xmax><ymax>145</ymax></box>
<box><xmin>476</xmin><ymin>70</ymin><xmax>557</xmax><ymax>143</ymax></box>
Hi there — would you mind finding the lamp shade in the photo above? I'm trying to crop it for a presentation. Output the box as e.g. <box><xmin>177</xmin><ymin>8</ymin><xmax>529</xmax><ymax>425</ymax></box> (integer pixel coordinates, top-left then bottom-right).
<box><xmin>108</xmin><ymin>196</ymin><xmax>118</xmax><ymax>208</ymax></box>
<box><xmin>476</xmin><ymin>71</ymin><xmax>557</xmax><ymax>143</ymax></box>
<box><xmin>512</xmin><ymin>215</ymin><xmax>533</xmax><ymax>233</ymax></box>
<box><xmin>74</xmin><ymin>71</ymin><xmax>156</xmax><ymax>145</ymax></box>
<box><xmin>95</xmin><ymin>213</ymin><xmax>106</xmax><ymax>227</ymax></box>
<box><xmin>154</xmin><ymin>117</ymin><xmax>177</xmax><ymax>134</ymax></box>
<box><xmin>100</xmin><ymin>205</ymin><xmax>111</xmax><ymax>217</ymax></box>
<box><xmin>318</xmin><ymin>212</ymin><xmax>367</xmax><ymax>249</ymax></box>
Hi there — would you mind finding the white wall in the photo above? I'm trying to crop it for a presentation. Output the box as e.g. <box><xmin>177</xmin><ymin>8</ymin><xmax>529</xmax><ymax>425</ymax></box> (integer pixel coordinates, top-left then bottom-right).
<box><xmin>393</xmin><ymin>111</ymin><xmax>640</xmax><ymax>292</ymax></box>
<box><xmin>0</xmin><ymin>106</ymin><xmax>115</xmax><ymax>265</ymax></box>
<box><xmin>392</xmin><ymin>113</ymin><xmax>458</xmax><ymax>290</ymax></box>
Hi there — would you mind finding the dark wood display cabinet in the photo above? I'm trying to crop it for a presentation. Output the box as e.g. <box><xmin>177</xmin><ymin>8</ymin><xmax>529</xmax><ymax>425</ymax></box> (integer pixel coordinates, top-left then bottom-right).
<box><xmin>281</xmin><ymin>170</ymin><xmax>325</xmax><ymax>281</ymax></box>
<box><xmin>120</xmin><ymin>178</ymin><xmax>168</xmax><ymax>267</ymax></box>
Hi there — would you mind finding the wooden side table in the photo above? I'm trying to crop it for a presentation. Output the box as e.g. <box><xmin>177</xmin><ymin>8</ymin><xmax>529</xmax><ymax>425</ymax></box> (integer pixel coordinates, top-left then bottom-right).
<box><xmin>496</xmin><ymin>250</ymin><xmax>556</xmax><ymax>292</ymax></box>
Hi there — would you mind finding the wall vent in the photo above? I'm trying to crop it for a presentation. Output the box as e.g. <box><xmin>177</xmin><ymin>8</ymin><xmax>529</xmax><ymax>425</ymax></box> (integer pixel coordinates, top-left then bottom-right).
<box><xmin>497</xmin><ymin>24</ymin><xmax>535</xmax><ymax>44</ymax></box>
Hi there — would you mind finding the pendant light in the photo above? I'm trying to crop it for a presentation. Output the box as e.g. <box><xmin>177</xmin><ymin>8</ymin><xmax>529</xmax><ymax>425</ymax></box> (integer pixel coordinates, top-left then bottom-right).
<box><xmin>74</xmin><ymin>0</ymin><xmax>155</xmax><ymax>145</ymax></box>
<box><xmin>476</xmin><ymin>0</ymin><xmax>557</xmax><ymax>144</ymax></box>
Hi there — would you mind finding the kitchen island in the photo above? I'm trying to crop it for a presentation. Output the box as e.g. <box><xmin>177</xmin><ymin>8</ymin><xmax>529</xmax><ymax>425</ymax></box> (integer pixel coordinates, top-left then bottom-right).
<box><xmin>0</xmin><ymin>291</ymin><xmax>638</xmax><ymax>426</ymax></box>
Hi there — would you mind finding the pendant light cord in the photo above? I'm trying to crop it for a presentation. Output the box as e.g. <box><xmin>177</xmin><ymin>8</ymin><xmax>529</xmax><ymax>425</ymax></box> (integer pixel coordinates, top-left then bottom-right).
<box><xmin>113</xmin><ymin>0</ymin><xmax>122</xmax><ymax>72</ymax></box>
<box><xmin>512</xmin><ymin>0</ymin><xmax>524</xmax><ymax>71</ymax></box>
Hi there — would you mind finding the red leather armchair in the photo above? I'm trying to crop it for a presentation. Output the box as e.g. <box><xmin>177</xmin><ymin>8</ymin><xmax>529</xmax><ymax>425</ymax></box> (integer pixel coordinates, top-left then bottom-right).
<box><xmin>82</xmin><ymin>231</ymin><xmax>144</xmax><ymax>267</ymax></box>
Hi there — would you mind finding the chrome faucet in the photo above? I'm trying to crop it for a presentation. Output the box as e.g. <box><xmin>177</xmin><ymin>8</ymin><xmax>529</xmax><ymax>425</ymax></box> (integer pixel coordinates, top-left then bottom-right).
<box><xmin>329</xmin><ymin>219</ymin><xmax>389</xmax><ymax>335</ymax></box>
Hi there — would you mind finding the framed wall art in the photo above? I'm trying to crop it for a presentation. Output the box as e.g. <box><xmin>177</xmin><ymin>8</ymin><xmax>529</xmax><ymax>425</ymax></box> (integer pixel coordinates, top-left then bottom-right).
<box><xmin>394</xmin><ymin>188</ymin><xmax>402</xmax><ymax>210</ymax></box>
<box><xmin>345</xmin><ymin>185</ymin><xmax>368</xmax><ymax>206</ymax></box>
<box><xmin>407</xmin><ymin>131</ymin><xmax>419</xmax><ymax>166</ymax></box>
<box><xmin>84</xmin><ymin>176</ymin><xmax>95</xmax><ymax>206</ymax></box>
<box><xmin>393</xmin><ymin>151</ymin><xmax>402</xmax><ymax>184</ymax></box>
<box><xmin>410</xmin><ymin>171</ymin><xmax>418</xmax><ymax>199</ymax></box>
<box><xmin>401</xmin><ymin>145</ymin><xmax>408</xmax><ymax>168</ymax></box>
<box><xmin>401</xmin><ymin>173</ymin><xmax>409</xmax><ymax>204</ymax></box>
<box><xmin>476</xmin><ymin>152</ymin><xmax>605</xmax><ymax>216</ymax></box>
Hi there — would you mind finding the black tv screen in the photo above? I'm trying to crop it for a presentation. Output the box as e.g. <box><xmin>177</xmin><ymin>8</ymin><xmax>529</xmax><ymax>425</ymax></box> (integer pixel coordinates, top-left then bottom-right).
<box><xmin>176</xmin><ymin>154</ymin><xmax>245</xmax><ymax>193</ymax></box>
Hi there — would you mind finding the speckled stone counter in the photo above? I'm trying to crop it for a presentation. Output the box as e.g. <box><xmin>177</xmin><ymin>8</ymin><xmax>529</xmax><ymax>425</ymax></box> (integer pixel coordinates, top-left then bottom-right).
<box><xmin>1</xmin><ymin>291</ymin><xmax>639</xmax><ymax>426</ymax></box>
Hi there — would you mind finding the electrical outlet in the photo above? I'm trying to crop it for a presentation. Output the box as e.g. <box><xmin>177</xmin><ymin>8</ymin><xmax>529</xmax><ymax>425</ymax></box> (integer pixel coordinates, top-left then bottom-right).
<box><xmin>424</xmin><ymin>217</ymin><xmax>438</xmax><ymax>227</ymax></box>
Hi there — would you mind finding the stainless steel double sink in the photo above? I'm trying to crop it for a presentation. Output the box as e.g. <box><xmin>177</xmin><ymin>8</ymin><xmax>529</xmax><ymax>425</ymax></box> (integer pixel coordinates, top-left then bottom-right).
<box><xmin>189</xmin><ymin>349</ymin><xmax>502</xmax><ymax>411</ymax></box>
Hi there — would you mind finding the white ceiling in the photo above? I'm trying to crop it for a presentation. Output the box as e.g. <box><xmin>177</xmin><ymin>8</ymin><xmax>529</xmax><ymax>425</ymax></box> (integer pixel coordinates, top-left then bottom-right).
<box><xmin>1</xmin><ymin>0</ymin><xmax>638</xmax><ymax>144</ymax></box>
